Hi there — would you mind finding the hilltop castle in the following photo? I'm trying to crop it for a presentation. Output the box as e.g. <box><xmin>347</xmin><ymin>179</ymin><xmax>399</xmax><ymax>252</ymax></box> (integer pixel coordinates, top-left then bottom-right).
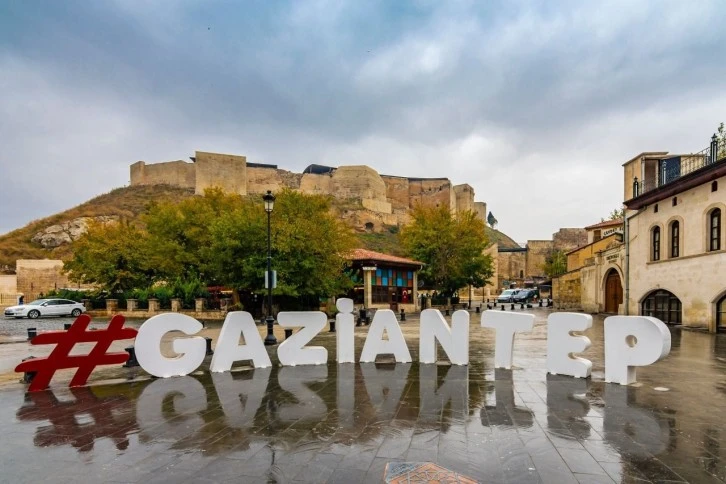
<box><xmin>130</xmin><ymin>151</ymin><xmax>487</xmax><ymax>231</ymax></box>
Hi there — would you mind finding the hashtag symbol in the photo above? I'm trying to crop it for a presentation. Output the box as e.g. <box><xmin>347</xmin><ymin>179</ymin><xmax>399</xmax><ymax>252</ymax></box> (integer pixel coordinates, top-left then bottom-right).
<box><xmin>15</xmin><ymin>314</ymin><xmax>138</xmax><ymax>392</ymax></box>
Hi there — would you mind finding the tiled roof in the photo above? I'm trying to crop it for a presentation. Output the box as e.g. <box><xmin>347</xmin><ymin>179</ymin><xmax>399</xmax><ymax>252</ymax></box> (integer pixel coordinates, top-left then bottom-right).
<box><xmin>348</xmin><ymin>248</ymin><xmax>423</xmax><ymax>267</ymax></box>
<box><xmin>584</xmin><ymin>218</ymin><xmax>624</xmax><ymax>230</ymax></box>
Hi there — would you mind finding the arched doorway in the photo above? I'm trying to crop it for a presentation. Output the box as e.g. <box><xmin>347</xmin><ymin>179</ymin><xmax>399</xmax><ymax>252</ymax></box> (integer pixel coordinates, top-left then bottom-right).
<box><xmin>604</xmin><ymin>269</ymin><xmax>623</xmax><ymax>313</ymax></box>
<box><xmin>717</xmin><ymin>295</ymin><xmax>726</xmax><ymax>332</ymax></box>
<box><xmin>642</xmin><ymin>290</ymin><xmax>682</xmax><ymax>325</ymax></box>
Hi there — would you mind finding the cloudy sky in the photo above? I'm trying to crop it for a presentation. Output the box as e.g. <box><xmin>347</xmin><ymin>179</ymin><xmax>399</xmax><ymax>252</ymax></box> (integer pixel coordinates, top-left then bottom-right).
<box><xmin>1</xmin><ymin>1</ymin><xmax>725</xmax><ymax>243</ymax></box>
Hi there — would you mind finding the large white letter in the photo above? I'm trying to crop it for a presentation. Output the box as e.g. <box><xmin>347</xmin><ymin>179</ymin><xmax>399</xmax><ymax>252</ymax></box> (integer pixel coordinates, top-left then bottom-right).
<box><xmin>360</xmin><ymin>309</ymin><xmax>412</xmax><ymax>363</ymax></box>
<box><xmin>481</xmin><ymin>310</ymin><xmax>534</xmax><ymax>369</ymax></box>
<box><xmin>336</xmin><ymin>298</ymin><xmax>355</xmax><ymax>363</ymax></box>
<box><xmin>137</xmin><ymin>376</ymin><xmax>207</xmax><ymax>441</ymax></box>
<box><xmin>546</xmin><ymin>312</ymin><xmax>592</xmax><ymax>378</ymax></box>
<box><xmin>277</xmin><ymin>366</ymin><xmax>329</xmax><ymax>422</ymax></box>
<box><xmin>135</xmin><ymin>313</ymin><xmax>206</xmax><ymax>378</ymax></box>
<box><xmin>211</xmin><ymin>368</ymin><xmax>271</xmax><ymax>428</ymax></box>
<box><xmin>604</xmin><ymin>315</ymin><xmax>671</xmax><ymax>385</ymax></box>
<box><xmin>210</xmin><ymin>311</ymin><xmax>271</xmax><ymax>371</ymax></box>
<box><xmin>277</xmin><ymin>311</ymin><xmax>328</xmax><ymax>366</ymax></box>
<box><xmin>419</xmin><ymin>309</ymin><xmax>469</xmax><ymax>365</ymax></box>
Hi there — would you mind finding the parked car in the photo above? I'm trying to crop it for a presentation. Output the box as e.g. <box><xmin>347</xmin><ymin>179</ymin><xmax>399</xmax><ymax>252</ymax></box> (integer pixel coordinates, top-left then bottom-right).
<box><xmin>496</xmin><ymin>289</ymin><xmax>521</xmax><ymax>303</ymax></box>
<box><xmin>3</xmin><ymin>299</ymin><xmax>86</xmax><ymax>319</ymax></box>
<box><xmin>513</xmin><ymin>288</ymin><xmax>539</xmax><ymax>303</ymax></box>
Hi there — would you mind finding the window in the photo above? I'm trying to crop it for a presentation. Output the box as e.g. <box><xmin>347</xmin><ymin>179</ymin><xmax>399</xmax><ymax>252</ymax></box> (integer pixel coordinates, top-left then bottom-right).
<box><xmin>672</xmin><ymin>197</ymin><xmax>677</xmax><ymax>207</ymax></box>
<box><xmin>712</xmin><ymin>181</ymin><xmax>718</xmax><ymax>192</ymax></box>
<box><xmin>593</xmin><ymin>229</ymin><xmax>602</xmax><ymax>241</ymax></box>
<box><xmin>654</xmin><ymin>204</ymin><xmax>659</xmax><ymax>213</ymax></box>
<box><xmin>642</xmin><ymin>290</ymin><xmax>681</xmax><ymax>325</ymax></box>
<box><xmin>710</xmin><ymin>208</ymin><xmax>721</xmax><ymax>251</ymax></box>
<box><xmin>717</xmin><ymin>295</ymin><xmax>726</xmax><ymax>332</ymax></box>
<box><xmin>519</xmin><ymin>270</ymin><xmax>524</xmax><ymax>278</ymax></box>
<box><xmin>670</xmin><ymin>221</ymin><xmax>679</xmax><ymax>258</ymax></box>
<box><xmin>652</xmin><ymin>226</ymin><xmax>661</xmax><ymax>261</ymax></box>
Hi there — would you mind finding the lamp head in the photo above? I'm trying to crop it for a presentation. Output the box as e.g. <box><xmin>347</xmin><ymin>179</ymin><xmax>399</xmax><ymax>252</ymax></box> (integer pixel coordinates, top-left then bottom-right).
<box><xmin>263</xmin><ymin>190</ymin><xmax>275</xmax><ymax>213</ymax></box>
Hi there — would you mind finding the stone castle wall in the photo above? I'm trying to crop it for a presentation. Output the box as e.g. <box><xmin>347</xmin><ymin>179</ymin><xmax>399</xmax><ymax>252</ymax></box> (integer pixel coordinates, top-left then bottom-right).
<box><xmin>407</xmin><ymin>179</ymin><xmax>454</xmax><ymax>210</ymax></box>
<box><xmin>16</xmin><ymin>260</ymin><xmax>72</xmax><ymax>300</ymax></box>
<box><xmin>454</xmin><ymin>184</ymin><xmax>474</xmax><ymax>213</ymax></box>
<box><xmin>525</xmin><ymin>240</ymin><xmax>554</xmax><ymax>278</ymax></box>
<box><xmin>553</xmin><ymin>228</ymin><xmax>588</xmax><ymax>251</ymax></box>
<box><xmin>195</xmin><ymin>151</ymin><xmax>247</xmax><ymax>196</ymax></box>
<box><xmin>129</xmin><ymin>151</ymin><xmax>488</xmax><ymax>230</ymax></box>
<box><xmin>130</xmin><ymin>160</ymin><xmax>195</xmax><ymax>188</ymax></box>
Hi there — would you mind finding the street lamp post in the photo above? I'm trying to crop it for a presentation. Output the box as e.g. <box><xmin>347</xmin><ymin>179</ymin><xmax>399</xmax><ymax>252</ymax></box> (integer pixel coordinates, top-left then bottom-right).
<box><xmin>263</xmin><ymin>190</ymin><xmax>277</xmax><ymax>346</ymax></box>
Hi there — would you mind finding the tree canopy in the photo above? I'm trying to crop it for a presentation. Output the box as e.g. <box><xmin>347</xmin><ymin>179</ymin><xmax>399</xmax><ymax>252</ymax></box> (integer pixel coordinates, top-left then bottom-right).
<box><xmin>542</xmin><ymin>249</ymin><xmax>567</xmax><ymax>278</ymax></box>
<box><xmin>601</xmin><ymin>208</ymin><xmax>624</xmax><ymax>222</ymax></box>
<box><xmin>399</xmin><ymin>205</ymin><xmax>493</xmax><ymax>295</ymax></box>
<box><xmin>64</xmin><ymin>189</ymin><xmax>356</xmax><ymax>301</ymax></box>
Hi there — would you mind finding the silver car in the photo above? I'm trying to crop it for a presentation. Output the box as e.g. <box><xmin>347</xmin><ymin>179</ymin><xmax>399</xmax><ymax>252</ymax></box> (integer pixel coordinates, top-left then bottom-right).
<box><xmin>3</xmin><ymin>298</ymin><xmax>86</xmax><ymax>319</ymax></box>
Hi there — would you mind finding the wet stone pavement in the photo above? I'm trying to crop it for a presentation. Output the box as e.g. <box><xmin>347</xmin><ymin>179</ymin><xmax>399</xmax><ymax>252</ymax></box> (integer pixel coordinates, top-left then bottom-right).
<box><xmin>0</xmin><ymin>308</ymin><xmax>725</xmax><ymax>483</ymax></box>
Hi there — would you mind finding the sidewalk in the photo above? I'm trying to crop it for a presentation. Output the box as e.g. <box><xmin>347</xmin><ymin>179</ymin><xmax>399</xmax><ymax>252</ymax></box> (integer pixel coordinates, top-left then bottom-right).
<box><xmin>0</xmin><ymin>308</ymin><xmax>724</xmax><ymax>483</ymax></box>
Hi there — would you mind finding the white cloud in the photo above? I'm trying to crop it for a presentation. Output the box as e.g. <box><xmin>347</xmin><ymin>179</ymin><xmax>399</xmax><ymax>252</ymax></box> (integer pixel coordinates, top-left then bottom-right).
<box><xmin>2</xmin><ymin>0</ymin><xmax>726</xmax><ymax>244</ymax></box>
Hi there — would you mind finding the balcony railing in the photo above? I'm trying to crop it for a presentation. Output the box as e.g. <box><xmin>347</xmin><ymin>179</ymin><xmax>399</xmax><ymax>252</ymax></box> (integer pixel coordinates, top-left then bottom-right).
<box><xmin>632</xmin><ymin>137</ymin><xmax>723</xmax><ymax>198</ymax></box>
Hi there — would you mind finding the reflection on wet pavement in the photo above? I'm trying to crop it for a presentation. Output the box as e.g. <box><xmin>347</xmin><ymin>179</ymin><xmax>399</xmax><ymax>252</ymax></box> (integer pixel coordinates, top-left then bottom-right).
<box><xmin>0</xmin><ymin>311</ymin><xmax>725</xmax><ymax>483</ymax></box>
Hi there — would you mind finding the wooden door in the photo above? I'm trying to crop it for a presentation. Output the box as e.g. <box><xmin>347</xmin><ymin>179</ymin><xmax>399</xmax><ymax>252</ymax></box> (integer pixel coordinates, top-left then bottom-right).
<box><xmin>605</xmin><ymin>270</ymin><xmax>623</xmax><ymax>313</ymax></box>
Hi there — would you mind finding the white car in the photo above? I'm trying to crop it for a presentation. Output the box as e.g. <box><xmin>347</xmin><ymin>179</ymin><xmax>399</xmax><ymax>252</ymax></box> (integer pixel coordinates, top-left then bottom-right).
<box><xmin>4</xmin><ymin>298</ymin><xmax>86</xmax><ymax>319</ymax></box>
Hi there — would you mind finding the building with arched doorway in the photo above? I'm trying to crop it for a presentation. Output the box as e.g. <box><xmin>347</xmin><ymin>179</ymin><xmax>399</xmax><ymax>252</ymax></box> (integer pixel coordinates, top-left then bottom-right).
<box><xmin>622</xmin><ymin>137</ymin><xmax>726</xmax><ymax>332</ymax></box>
<box><xmin>552</xmin><ymin>220</ymin><xmax>625</xmax><ymax>314</ymax></box>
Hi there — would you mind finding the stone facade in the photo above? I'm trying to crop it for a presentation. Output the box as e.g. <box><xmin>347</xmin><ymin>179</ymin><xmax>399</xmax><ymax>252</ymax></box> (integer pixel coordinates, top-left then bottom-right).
<box><xmin>130</xmin><ymin>160</ymin><xmax>195</xmax><ymax>188</ymax></box>
<box><xmin>195</xmin><ymin>151</ymin><xmax>248</xmax><ymax>196</ymax></box>
<box><xmin>130</xmin><ymin>151</ymin><xmax>485</xmax><ymax>231</ymax></box>
<box><xmin>552</xmin><ymin>270</ymin><xmax>581</xmax><ymax>311</ymax></box>
<box><xmin>565</xmin><ymin>145</ymin><xmax>726</xmax><ymax>332</ymax></box>
<box><xmin>552</xmin><ymin>233</ymin><xmax>624</xmax><ymax>313</ymax></box>
<box><xmin>15</xmin><ymin>259</ymin><xmax>93</xmax><ymax>300</ymax></box>
<box><xmin>493</xmin><ymin>228</ymin><xmax>587</xmax><ymax>293</ymax></box>
<box><xmin>552</xmin><ymin>228</ymin><xmax>588</xmax><ymax>251</ymax></box>
<box><xmin>580</xmin><ymin>243</ymin><xmax>625</xmax><ymax>314</ymax></box>
<box><xmin>0</xmin><ymin>274</ymin><xmax>16</xmax><ymax>294</ymax></box>
<box><xmin>524</xmin><ymin>240</ymin><xmax>553</xmax><ymax>279</ymax></box>
<box><xmin>624</xmin><ymin>169</ymin><xmax>726</xmax><ymax>332</ymax></box>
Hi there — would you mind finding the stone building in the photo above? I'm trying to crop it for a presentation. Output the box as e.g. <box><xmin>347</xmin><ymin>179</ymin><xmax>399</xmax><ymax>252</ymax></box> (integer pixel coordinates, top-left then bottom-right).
<box><xmin>15</xmin><ymin>259</ymin><xmax>93</xmax><ymax>301</ymax></box>
<box><xmin>552</xmin><ymin>218</ymin><xmax>625</xmax><ymax>313</ymax></box>
<box><xmin>495</xmin><ymin>228</ymin><xmax>587</xmax><ymax>291</ymax></box>
<box><xmin>622</xmin><ymin>140</ymin><xmax>726</xmax><ymax>332</ymax></box>
<box><xmin>130</xmin><ymin>151</ymin><xmax>487</xmax><ymax>232</ymax></box>
<box><xmin>347</xmin><ymin>248</ymin><xmax>423</xmax><ymax>313</ymax></box>
<box><xmin>557</xmin><ymin>137</ymin><xmax>726</xmax><ymax>332</ymax></box>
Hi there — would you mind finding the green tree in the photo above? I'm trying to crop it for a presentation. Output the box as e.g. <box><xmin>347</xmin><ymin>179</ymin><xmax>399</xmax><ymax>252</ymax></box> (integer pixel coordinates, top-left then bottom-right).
<box><xmin>399</xmin><ymin>205</ymin><xmax>493</xmax><ymax>295</ymax></box>
<box><xmin>64</xmin><ymin>220</ymin><xmax>155</xmax><ymax>293</ymax></box>
<box><xmin>542</xmin><ymin>249</ymin><xmax>567</xmax><ymax>277</ymax></box>
<box><xmin>601</xmin><ymin>208</ymin><xmax>624</xmax><ymax>222</ymax></box>
<box><xmin>206</xmin><ymin>189</ymin><xmax>356</xmax><ymax>298</ymax></box>
<box><xmin>64</xmin><ymin>189</ymin><xmax>356</xmax><ymax>304</ymax></box>
<box><xmin>717</xmin><ymin>122</ymin><xmax>726</xmax><ymax>160</ymax></box>
<box><xmin>142</xmin><ymin>188</ymin><xmax>242</xmax><ymax>282</ymax></box>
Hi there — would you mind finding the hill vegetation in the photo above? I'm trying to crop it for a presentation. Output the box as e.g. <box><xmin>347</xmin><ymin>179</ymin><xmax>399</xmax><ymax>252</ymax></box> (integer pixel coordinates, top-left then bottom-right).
<box><xmin>0</xmin><ymin>184</ymin><xmax>520</xmax><ymax>269</ymax></box>
<box><xmin>0</xmin><ymin>185</ymin><xmax>195</xmax><ymax>267</ymax></box>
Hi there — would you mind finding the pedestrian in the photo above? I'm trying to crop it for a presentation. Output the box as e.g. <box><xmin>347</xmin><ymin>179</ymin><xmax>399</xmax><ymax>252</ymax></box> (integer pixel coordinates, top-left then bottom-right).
<box><xmin>18</xmin><ymin>294</ymin><xmax>24</xmax><ymax>305</ymax></box>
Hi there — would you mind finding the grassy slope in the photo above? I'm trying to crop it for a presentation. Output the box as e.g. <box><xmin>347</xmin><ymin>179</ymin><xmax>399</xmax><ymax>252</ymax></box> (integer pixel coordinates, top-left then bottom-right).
<box><xmin>0</xmin><ymin>185</ymin><xmax>195</xmax><ymax>267</ymax></box>
<box><xmin>0</xmin><ymin>185</ymin><xmax>521</xmax><ymax>267</ymax></box>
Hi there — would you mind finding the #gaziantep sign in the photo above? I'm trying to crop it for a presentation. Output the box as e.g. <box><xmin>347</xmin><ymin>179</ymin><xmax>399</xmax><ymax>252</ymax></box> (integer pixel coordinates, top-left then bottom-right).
<box><xmin>16</xmin><ymin>298</ymin><xmax>671</xmax><ymax>392</ymax></box>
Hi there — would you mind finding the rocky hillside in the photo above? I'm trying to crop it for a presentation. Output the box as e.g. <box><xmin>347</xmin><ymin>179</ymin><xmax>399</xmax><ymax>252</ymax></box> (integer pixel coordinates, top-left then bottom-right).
<box><xmin>0</xmin><ymin>185</ymin><xmax>195</xmax><ymax>268</ymax></box>
<box><xmin>0</xmin><ymin>184</ymin><xmax>520</xmax><ymax>269</ymax></box>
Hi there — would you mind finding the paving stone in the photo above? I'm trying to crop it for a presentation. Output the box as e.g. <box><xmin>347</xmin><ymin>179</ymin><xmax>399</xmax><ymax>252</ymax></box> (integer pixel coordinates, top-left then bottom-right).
<box><xmin>1</xmin><ymin>310</ymin><xmax>725</xmax><ymax>483</ymax></box>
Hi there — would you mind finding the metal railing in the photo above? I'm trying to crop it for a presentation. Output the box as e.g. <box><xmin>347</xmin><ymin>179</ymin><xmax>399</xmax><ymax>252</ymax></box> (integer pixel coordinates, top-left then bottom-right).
<box><xmin>632</xmin><ymin>138</ymin><xmax>723</xmax><ymax>198</ymax></box>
